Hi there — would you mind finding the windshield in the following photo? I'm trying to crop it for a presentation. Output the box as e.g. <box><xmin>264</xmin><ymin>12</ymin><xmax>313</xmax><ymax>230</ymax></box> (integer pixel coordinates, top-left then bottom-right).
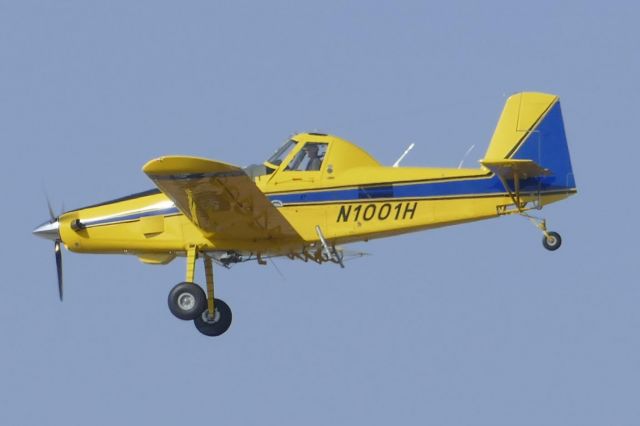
<box><xmin>266</xmin><ymin>139</ymin><xmax>297</xmax><ymax>166</ymax></box>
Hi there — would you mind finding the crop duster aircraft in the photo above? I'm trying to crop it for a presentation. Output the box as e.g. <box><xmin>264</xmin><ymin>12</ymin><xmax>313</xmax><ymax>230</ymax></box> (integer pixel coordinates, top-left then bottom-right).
<box><xmin>33</xmin><ymin>92</ymin><xmax>576</xmax><ymax>336</ymax></box>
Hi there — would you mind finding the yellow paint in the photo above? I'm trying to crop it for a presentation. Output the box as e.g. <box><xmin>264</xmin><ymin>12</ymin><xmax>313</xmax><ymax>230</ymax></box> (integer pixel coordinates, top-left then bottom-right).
<box><xmin>204</xmin><ymin>255</ymin><xmax>215</xmax><ymax>316</ymax></box>
<box><xmin>137</xmin><ymin>253</ymin><xmax>176</xmax><ymax>265</ymax></box>
<box><xmin>186</xmin><ymin>245</ymin><xmax>197</xmax><ymax>283</ymax></box>
<box><xmin>483</xmin><ymin>92</ymin><xmax>556</xmax><ymax>160</ymax></box>
<box><xmin>139</xmin><ymin>215</ymin><xmax>165</xmax><ymax>236</ymax></box>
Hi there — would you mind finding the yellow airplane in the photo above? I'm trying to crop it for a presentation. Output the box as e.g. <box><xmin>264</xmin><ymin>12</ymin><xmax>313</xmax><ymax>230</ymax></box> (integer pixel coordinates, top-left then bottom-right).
<box><xmin>33</xmin><ymin>92</ymin><xmax>576</xmax><ymax>336</ymax></box>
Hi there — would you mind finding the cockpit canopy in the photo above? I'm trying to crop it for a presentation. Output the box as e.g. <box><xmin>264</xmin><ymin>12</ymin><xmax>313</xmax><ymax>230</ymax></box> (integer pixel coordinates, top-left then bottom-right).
<box><xmin>245</xmin><ymin>133</ymin><xmax>381</xmax><ymax>180</ymax></box>
<box><xmin>263</xmin><ymin>138</ymin><xmax>328</xmax><ymax>174</ymax></box>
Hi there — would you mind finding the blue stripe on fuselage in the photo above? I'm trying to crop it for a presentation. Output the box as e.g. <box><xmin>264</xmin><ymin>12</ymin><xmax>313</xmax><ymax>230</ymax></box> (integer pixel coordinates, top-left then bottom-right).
<box><xmin>265</xmin><ymin>175</ymin><xmax>567</xmax><ymax>205</ymax></box>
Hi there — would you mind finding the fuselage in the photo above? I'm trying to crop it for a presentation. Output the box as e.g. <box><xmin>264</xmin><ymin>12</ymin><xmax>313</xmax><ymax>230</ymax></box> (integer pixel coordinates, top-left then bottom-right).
<box><xmin>46</xmin><ymin>92</ymin><xmax>576</xmax><ymax>261</ymax></box>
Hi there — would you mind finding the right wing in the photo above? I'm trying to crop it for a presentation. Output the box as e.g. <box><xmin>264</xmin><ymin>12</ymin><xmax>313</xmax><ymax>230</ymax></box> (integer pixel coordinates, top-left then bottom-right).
<box><xmin>143</xmin><ymin>156</ymin><xmax>302</xmax><ymax>241</ymax></box>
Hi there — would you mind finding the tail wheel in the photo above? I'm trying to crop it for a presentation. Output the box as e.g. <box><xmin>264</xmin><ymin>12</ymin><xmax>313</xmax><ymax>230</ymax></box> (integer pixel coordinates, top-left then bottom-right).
<box><xmin>194</xmin><ymin>299</ymin><xmax>232</xmax><ymax>337</ymax></box>
<box><xmin>168</xmin><ymin>282</ymin><xmax>207</xmax><ymax>320</ymax></box>
<box><xmin>542</xmin><ymin>231</ymin><xmax>562</xmax><ymax>251</ymax></box>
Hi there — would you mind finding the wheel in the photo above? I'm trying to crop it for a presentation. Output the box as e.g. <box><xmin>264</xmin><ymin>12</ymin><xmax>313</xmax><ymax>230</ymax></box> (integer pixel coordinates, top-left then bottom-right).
<box><xmin>542</xmin><ymin>231</ymin><xmax>562</xmax><ymax>251</ymax></box>
<box><xmin>194</xmin><ymin>299</ymin><xmax>232</xmax><ymax>337</ymax></box>
<box><xmin>168</xmin><ymin>282</ymin><xmax>207</xmax><ymax>321</ymax></box>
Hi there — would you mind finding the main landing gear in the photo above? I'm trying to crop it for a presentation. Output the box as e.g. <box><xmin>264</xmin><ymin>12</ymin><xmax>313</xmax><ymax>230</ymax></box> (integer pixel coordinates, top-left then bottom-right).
<box><xmin>167</xmin><ymin>245</ymin><xmax>232</xmax><ymax>337</ymax></box>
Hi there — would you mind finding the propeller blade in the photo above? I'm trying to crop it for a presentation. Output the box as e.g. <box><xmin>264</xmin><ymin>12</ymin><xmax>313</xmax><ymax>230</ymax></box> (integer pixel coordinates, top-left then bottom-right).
<box><xmin>55</xmin><ymin>241</ymin><xmax>63</xmax><ymax>301</ymax></box>
<box><xmin>46</xmin><ymin>195</ymin><xmax>56</xmax><ymax>222</ymax></box>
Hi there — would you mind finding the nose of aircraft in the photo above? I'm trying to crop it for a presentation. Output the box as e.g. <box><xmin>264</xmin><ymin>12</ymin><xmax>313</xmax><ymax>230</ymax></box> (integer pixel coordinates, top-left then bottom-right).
<box><xmin>33</xmin><ymin>220</ymin><xmax>61</xmax><ymax>241</ymax></box>
<box><xmin>33</xmin><ymin>218</ymin><xmax>65</xmax><ymax>301</ymax></box>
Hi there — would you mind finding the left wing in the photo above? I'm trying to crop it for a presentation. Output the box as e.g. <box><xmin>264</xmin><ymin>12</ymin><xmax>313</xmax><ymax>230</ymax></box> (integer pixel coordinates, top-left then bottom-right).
<box><xmin>143</xmin><ymin>156</ymin><xmax>302</xmax><ymax>241</ymax></box>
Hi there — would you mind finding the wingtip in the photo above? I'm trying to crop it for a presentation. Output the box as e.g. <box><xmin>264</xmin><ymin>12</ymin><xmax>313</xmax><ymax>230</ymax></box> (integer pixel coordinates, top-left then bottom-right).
<box><xmin>142</xmin><ymin>157</ymin><xmax>165</xmax><ymax>174</ymax></box>
<box><xmin>143</xmin><ymin>156</ymin><xmax>241</xmax><ymax>176</ymax></box>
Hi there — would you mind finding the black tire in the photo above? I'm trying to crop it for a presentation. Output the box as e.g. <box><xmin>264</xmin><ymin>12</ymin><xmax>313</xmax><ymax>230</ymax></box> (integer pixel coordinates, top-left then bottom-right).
<box><xmin>168</xmin><ymin>282</ymin><xmax>207</xmax><ymax>321</ymax></box>
<box><xmin>542</xmin><ymin>231</ymin><xmax>562</xmax><ymax>251</ymax></box>
<box><xmin>194</xmin><ymin>299</ymin><xmax>232</xmax><ymax>337</ymax></box>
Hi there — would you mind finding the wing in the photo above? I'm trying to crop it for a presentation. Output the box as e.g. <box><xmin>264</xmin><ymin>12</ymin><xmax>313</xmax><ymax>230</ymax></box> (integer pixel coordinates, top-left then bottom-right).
<box><xmin>143</xmin><ymin>156</ymin><xmax>301</xmax><ymax>241</ymax></box>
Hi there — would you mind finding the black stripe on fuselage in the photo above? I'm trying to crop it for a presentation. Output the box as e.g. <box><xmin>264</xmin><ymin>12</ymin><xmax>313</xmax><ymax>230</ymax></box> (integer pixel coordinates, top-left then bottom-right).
<box><xmin>64</xmin><ymin>188</ymin><xmax>162</xmax><ymax>214</ymax></box>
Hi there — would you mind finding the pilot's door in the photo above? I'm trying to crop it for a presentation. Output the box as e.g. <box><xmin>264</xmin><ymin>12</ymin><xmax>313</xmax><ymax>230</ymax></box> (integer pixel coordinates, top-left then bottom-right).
<box><xmin>270</xmin><ymin>142</ymin><xmax>329</xmax><ymax>239</ymax></box>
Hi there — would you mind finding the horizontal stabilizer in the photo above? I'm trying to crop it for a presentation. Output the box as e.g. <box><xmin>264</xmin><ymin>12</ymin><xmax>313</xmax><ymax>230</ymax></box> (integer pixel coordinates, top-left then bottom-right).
<box><xmin>480</xmin><ymin>159</ymin><xmax>551</xmax><ymax>179</ymax></box>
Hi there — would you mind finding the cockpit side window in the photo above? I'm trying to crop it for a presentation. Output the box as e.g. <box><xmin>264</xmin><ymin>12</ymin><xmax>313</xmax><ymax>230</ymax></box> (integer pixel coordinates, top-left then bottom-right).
<box><xmin>285</xmin><ymin>142</ymin><xmax>328</xmax><ymax>171</ymax></box>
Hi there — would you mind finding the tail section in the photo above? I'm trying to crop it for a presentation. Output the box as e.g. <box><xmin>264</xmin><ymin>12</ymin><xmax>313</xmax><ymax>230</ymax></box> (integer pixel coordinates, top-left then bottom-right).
<box><xmin>483</xmin><ymin>92</ymin><xmax>576</xmax><ymax>191</ymax></box>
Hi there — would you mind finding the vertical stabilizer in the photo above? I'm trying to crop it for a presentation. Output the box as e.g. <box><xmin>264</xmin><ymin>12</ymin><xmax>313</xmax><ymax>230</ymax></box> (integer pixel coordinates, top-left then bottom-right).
<box><xmin>483</xmin><ymin>92</ymin><xmax>576</xmax><ymax>191</ymax></box>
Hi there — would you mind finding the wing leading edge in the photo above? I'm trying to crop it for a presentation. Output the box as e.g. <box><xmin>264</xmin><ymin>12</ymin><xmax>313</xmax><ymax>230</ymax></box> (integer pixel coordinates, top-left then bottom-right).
<box><xmin>143</xmin><ymin>156</ymin><xmax>301</xmax><ymax>242</ymax></box>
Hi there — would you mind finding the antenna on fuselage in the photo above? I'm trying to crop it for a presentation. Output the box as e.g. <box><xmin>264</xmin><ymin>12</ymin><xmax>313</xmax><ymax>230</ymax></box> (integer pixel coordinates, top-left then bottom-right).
<box><xmin>457</xmin><ymin>144</ymin><xmax>476</xmax><ymax>169</ymax></box>
<box><xmin>392</xmin><ymin>143</ymin><xmax>415</xmax><ymax>167</ymax></box>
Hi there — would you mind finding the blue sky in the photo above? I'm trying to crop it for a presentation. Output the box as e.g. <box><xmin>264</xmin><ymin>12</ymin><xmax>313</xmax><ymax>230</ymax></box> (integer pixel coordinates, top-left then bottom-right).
<box><xmin>1</xmin><ymin>1</ymin><xmax>639</xmax><ymax>425</ymax></box>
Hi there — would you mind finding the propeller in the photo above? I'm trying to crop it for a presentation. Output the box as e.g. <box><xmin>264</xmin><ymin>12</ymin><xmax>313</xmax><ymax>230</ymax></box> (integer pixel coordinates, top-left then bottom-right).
<box><xmin>34</xmin><ymin>194</ymin><xmax>64</xmax><ymax>301</ymax></box>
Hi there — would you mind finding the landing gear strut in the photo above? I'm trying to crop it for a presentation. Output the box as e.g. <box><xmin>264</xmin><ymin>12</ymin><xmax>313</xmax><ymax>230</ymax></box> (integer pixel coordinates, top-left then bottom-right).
<box><xmin>167</xmin><ymin>245</ymin><xmax>233</xmax><ymax>336</ymax></box>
